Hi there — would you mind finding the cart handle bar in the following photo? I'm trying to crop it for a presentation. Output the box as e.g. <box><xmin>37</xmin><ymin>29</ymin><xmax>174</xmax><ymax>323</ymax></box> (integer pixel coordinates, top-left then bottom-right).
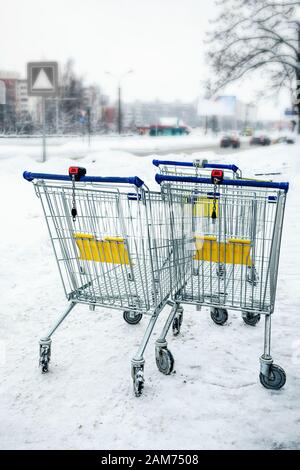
<box><xmin>152</xmin><ymin>159</ymin><xmax>239</xmax><ymax>173</ymax></box>
<box><xmin>23</xmin><ymin>171</ymin><xmax>144</xmax><ymax>188</ymax></box>
<box><xmin>155</xmin><ymin>173</ymin><xmax>289</xmax><ymax>192</ymax></box>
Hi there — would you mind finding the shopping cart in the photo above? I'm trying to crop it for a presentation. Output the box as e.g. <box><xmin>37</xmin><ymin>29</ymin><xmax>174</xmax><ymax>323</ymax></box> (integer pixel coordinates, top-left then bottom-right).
<box><xmin>153</xmin><ymin>159</ymin><xmax>259</xmax><ymax>330</ymax></box>
<box><xmin>153</xmin><ymin>158</ymin><xmax>242</xmax><ymax>179</ymax></box>
<box><xmin>23</xmin><ymin>167</ymin><xmax>173</xmax><ymax>396</ymax></box>
<box><xmin>155</xmin><ymin>171</ymin><xmax>289</xmax><ymax>390</ymax></box>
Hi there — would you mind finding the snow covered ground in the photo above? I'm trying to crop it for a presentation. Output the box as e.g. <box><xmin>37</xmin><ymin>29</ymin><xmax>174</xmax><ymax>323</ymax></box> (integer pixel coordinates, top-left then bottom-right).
<box><xmin>0</xmin><ymin>137</ymin><xmax>299</xmax><ymax>450</ymax></box>
<box><xmin>0</xmin><ymin>132</ymin><xmax>220</xmax><ymax>159</ymax></box>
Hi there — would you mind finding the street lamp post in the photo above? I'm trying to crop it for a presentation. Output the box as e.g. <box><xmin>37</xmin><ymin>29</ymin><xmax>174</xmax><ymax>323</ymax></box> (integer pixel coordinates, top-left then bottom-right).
<box><xmin>118</xmin><ymin>83</ymin><xmax>121</xmax><ymax>135</ymax></box>
<box><xmin>105</xmin><ymin>70</ymin><xmax>133</xmax><ymax>134</ymax></box>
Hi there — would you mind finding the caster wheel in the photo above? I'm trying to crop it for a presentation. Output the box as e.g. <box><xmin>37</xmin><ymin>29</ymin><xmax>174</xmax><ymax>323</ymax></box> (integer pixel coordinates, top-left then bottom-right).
<box><xmin>133</xmin><ymin>370</ymin><xmax>144</xmax><ymax>397</ymax></box>
<box><xmin>260</xmin><ymin>364</ymin><xmax>286</xmax><ymax>390</ymax></box>
<box><xmin>172</xmin><ymin>311</ymin><xmax>183</xmax><ymax>336</ymax></box>
<box><xmin>156</xmin><ymin>348</ymin><xmax>174</xmax><ymax>375</ymax></box>
<box><xmin>242</xmin><ymin>312</ymin><xmax>261</xmax><ymax>326</ymax></box>
<box><xmin>39</xmin><ymin>341</ymin><xmax>51</xmax><ymax>373</ymax></box>
<box><xmin>123</xmin><ymin>311</ymin><xmax>143</xmax><ymax>325</ymax></box>
<box><xmin>210</xmin><ymin>307</ymin><xmax>228</xmax><ymax>325</ymax></box>
<box><xmin>42</xmin><ymin>363</ymin><xmax>49</xmax><ymax>373</ymax></box>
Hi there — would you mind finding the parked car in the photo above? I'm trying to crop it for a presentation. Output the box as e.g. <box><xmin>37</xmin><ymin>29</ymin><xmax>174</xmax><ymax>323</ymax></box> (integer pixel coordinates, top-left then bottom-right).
<box><xmin>220</xmin><ymin>134</ymin><xmax>241</xmax><ymax>148</ymax></box>
<box><xmin>220</xmin><ymin>135</ymin><xmax>232</xmax><ymax>148</ymax></box>
<box><xmin>250</xmin><ymin>134</ymin><xmax>271</xmax><ymax>146</ymax></box>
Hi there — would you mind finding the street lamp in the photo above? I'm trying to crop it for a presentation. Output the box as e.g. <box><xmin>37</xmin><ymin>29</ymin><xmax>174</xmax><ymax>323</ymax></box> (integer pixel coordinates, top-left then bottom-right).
<box><xmin>105</xmin><ymin>70</ymin><xmax>133</xmax><ymax>134</ymax></box>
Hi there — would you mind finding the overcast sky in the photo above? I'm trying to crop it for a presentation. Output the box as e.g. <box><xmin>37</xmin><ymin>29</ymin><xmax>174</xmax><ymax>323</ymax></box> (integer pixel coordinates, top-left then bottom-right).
<box><xmin>0</xmin><ymin>0</ymin><xmax>289</xmax><ymax>118</ymax></box>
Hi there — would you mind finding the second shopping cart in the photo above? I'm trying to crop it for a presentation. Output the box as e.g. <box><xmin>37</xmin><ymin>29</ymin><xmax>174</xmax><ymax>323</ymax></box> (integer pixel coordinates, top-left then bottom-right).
<box><xmin>153</xmin><ymin>158</ymin><xmax>261</xmax><ymax>327</ymax></box>
<box><xmin>155</xmin><ymin>169</ymin><xmax>289</xmax><ymax>390</ymax></box>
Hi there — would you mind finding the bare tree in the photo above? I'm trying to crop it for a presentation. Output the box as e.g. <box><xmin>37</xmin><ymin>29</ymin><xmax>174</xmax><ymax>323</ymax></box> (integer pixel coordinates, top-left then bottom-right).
<box><xmin>206</xmin><ymin>0</ymin><xmax>300</xmax><ymax>132</ymax></box>
<box><xmin>60</xmin><ymin>59</ymin><xmax>85</xmax><ymax>133</ymax></box>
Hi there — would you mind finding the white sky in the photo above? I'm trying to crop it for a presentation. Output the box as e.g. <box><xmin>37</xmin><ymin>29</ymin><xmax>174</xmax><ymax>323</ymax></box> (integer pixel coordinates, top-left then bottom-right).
<box><xmin>0</xmin><ymin>0</ymin><xmax>289</xmax><ymax>118</ymax></box>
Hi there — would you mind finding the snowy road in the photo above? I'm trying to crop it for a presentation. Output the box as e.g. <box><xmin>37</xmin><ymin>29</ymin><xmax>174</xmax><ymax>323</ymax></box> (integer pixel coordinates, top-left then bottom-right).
<box><xmin>0</xmin><ymin>139</ymin><xmax>299</xmax><ymax>449</ymax></box>
<box><xmin>124</xmin><ymin>142</ymin><xmax>254</xmax><ymax>156</ymax></box>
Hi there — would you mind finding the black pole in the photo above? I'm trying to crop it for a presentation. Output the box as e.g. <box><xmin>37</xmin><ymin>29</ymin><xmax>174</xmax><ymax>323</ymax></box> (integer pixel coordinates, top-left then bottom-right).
<box><xmin>118</xmin><ymin>84</ymin><xmax>121</xmax><ymax>134</ymax></box>
<box><xmin>86</xmin><ymin>107</ymin><xmax>91</xmax><ymax>146</ymax></box>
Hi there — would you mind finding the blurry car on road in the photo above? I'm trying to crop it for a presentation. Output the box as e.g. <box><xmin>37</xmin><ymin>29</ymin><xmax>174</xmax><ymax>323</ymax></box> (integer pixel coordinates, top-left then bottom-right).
<box><xmin>220</xmin><ymin>134</ymin><xmax>241</xmax><ymax>148</ymax></box>
<box><xmin>250</xmin><ymin>134</ymin><xmax>271</xmax><ymax>146</ymax></box>
<box><xmin>220</xmin><ymin>135</ymin><xmax>231</xmax><ymax>148</ymax></box>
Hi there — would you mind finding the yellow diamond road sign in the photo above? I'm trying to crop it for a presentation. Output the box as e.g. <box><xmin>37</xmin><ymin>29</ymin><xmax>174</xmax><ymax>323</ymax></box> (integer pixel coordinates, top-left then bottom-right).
<box><xmin>27</xmin><ymin>62</ymin><xmax>58</xmax><ymax>96</ymax></box>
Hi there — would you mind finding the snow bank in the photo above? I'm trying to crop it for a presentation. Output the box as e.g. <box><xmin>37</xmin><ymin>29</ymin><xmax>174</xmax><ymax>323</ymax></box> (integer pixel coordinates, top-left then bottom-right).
<box><xmin>0</xmin><ymin>133</ymin><xmax>219</xmax><ymax>162</ymax></box>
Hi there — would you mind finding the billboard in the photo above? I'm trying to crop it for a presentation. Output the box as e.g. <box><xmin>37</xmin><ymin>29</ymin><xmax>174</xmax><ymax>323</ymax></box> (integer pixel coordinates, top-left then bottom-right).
<box><xmin>215</xmin><ymin>96</ymin><xmax>236</xmax><ymax>116</ymax></box>
<box><xmin>198</xmin><ymin>95</ymin><xmax>237</xmax><ymax>117</ymax></box>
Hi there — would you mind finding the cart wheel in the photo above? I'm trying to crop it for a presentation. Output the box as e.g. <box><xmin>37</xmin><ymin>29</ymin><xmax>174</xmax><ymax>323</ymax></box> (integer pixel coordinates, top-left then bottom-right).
<box><xmin>39</xmin><ymin>341</ymin><xmax>51</xmax><ymax>374</ymax></box>
<box><xmin>42</xmin><ymin>362</ymin><xmax>49</xmax><ymax>373</ymax></box>
<box><xmin>259</xmin><ymin>364</ymin><xmax>286</xmax><ymax>390</ymax></box>
<box><xmin>156</xmin><ymin>348</ymin><xmax>174</xmax><ymax>375</ymax></box>
<box><xmin>123</xmin><ymin>311</ymin><xmax>143</xmax><ymax>325</ymax></box>
<box><xmin>210</xmin><ymin>307</ymin><xmax>228</xmax><ymax>325</ymax></box>
<box><xmin>242</xmin><ymin>312</ymin><xmax>261</xmax><ymax>326</ymax></box>
<box><xmin>172</xmin><ymin>311</ymin><xmax>183</xmax><ymax>336</ymax></box>
<box><xmin>133</xmin><ymin>369</ymin><xmax>144</xmax><ymax>397</ymax></box>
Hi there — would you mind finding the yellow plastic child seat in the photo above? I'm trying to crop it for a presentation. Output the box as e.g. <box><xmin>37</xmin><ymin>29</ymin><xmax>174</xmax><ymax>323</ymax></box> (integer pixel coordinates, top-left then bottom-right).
<box><xmin>74</xmin><ymin>233</ymin><xmax>130</xmax><ymax>265</ymax></box>
<box><xmin>194</xmin><ymin>235</ymin><xmax>252</xmax><ymax>266</ymax></box>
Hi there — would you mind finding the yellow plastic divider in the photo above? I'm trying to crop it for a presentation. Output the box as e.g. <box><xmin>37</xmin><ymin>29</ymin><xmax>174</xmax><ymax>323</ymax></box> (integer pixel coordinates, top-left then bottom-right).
<box><xmin>74</xmin><ymin>233</ymin><xmax>130</xmax><ymax>265</ymax></box>
<box><xmin>194</xmin><ymin>235</ymin><xmax>252</xmax><ymax>266</ymax></box>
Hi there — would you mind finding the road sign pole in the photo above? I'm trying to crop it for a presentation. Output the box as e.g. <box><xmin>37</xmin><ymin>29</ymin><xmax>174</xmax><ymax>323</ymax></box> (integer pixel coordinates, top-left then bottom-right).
<box><xmin>42</xmin><ymin>96</ymin><xmax>46</xmax><ymax>162</ymax></box>
<box><xmin>27</xmin><ymin>61</ymin><xmax>58</xmax><ymax>159</ymax></box>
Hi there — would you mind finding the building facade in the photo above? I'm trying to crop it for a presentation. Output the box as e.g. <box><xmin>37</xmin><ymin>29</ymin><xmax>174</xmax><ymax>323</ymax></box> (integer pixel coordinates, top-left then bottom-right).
<box><xmin>122</xmin><ymin>100</ymin><xmax>199</xmax><ymax>129</ymax></box>
<box><xmin>0</xmin><ymin>69</ymin><xmax>106</xmax><ymax>134</ymax></box>
<box><xmin>197</xmin><ymin>95</ymin><xmax>258</xmax><ymax>131</ymax></box>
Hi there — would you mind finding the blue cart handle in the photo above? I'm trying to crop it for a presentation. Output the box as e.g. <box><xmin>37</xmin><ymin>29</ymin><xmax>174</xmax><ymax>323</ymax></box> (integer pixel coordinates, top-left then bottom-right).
<box><xmin>155</xmin><ymin>173</ymin><xmax>289</xmax><ymax>192</ymax></box>
<box><xmin>23</xmin><ymin>171</ymin><xmax>144</xmax><ymax>188</ymax></box>
<box><xmin>152</xmin><ymin>159</ymin><xmax>240</xmax><ymax>173</ymax></box>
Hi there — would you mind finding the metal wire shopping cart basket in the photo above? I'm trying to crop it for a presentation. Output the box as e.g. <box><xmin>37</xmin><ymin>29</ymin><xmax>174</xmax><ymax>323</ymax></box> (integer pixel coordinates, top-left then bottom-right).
<box><xmin>153</xmin><ymin>158</ymin><xmax>242</xmax><ymax>179</ymax></box>
<box><xmin>154</xmin><ymin>171</ymin><xmax>289</xmax><ymax>390</ymax></box>
<box><xmin>153</xmin><ymin>159</ymin><xmax>270</xmax><ymax>329</ymax></box>
<box><xmin>23</xmin><ymin>167</ymin><xmax>173</xmax><ymax>396</ymax></box>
